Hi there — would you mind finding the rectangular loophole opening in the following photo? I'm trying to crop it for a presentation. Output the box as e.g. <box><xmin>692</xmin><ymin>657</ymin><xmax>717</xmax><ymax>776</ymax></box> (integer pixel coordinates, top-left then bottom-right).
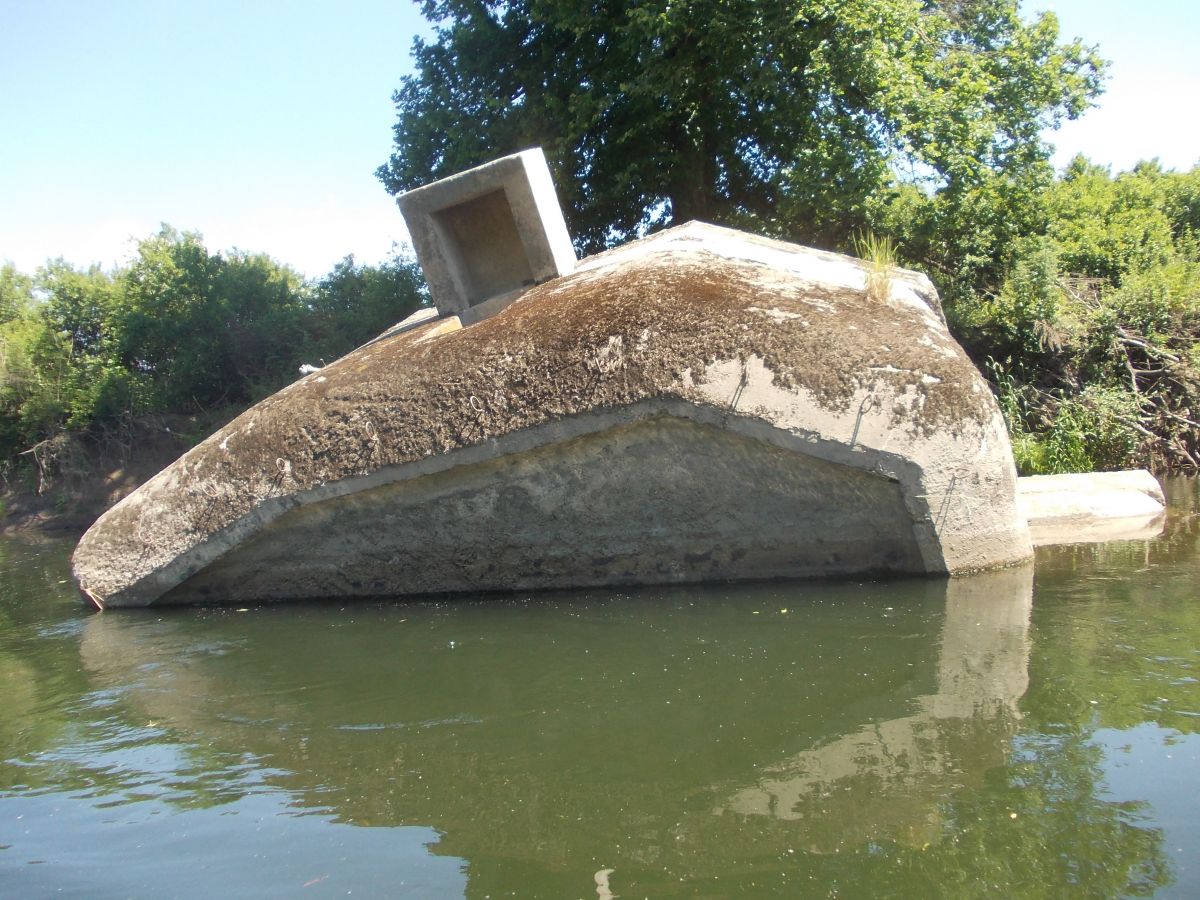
<box><xmin>432</xmin><ymin>189</ymin><xmax>535</xmax><ymax>305</ymax></box>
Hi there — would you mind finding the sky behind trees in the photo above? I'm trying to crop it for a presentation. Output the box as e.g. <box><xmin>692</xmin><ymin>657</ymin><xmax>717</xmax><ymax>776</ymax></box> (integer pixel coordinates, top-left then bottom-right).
<box><xmin>1</xmin><ymin>0</ymin><xmax>1196</xmax><ymax>278</ymax></box>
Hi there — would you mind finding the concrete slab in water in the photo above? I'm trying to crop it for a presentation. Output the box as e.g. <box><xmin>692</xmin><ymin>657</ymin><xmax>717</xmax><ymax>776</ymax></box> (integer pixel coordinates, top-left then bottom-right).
<box><xmin>1018</xmin><ymin>470</ymin><xmax>1166</xmax><ymax>546</ymax></box>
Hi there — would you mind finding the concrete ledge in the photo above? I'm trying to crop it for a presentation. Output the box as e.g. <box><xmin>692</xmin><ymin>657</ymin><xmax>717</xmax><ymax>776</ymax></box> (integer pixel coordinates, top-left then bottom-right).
<box><xmin>1017</xmin><ymin>470</ymin><xmax>1166</xmax><ymax>546</ymax></box>
<box><xmin>355</xmin><ymin>308</ymin><xmax>465</xmax><ymax>354</ymax></box>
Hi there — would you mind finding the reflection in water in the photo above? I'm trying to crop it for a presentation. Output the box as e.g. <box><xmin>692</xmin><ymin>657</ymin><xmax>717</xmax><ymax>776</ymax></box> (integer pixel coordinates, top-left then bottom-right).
<box><xmin>1027</xmin><ymin>509</ymin><xmax>1166</xmax><ymax>547</ymax></box>
<box><xmin>723</xmin><ymin>567</ymin><xmax>1032</xmax><ymax>851</ymax></box>
<box><xmin>74</xmin><ymin>568</ymin><xmax>1035</xmax><ymax>892</ymax></box>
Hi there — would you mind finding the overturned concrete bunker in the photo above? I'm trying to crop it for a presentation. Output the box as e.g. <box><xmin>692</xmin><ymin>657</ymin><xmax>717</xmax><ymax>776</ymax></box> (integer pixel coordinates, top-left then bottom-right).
<box><xmin>71</xmin><ymin>215</ymin><xmax>1034</xmax><ymax>607</ymax></box>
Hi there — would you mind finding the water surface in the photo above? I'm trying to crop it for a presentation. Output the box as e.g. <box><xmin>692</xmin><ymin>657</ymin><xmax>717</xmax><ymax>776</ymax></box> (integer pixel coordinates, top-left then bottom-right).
<box><xmin>2</xmin><ymin>479</ymin><xmax>1197</xmax><ymax>897</ymax></box>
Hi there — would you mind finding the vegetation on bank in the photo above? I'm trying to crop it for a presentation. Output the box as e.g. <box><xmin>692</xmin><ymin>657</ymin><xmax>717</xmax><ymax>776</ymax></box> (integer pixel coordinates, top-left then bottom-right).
<box><xmin>0</xmin><ymin>228</ymin><xmax>426</xmax><ymax>506</ymax></box>
<box><xmin>885</xmin><ymin>157</ymin><xmax>1200</xmax><ymax>474</ymax></box>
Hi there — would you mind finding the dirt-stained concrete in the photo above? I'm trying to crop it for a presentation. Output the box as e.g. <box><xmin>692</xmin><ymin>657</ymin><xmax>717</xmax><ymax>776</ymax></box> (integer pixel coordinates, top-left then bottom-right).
<box><xmin>72</xmin><ymin>222</ymin><xmax>1032</xmax><ymax>607</ymax></box>
<box><xmin>158</xmin><ymin>416</ymin><xmax>927</xmax><ymax>603</ymax></box>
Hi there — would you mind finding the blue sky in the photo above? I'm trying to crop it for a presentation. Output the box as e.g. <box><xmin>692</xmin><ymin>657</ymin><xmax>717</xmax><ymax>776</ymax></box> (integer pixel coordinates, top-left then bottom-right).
<box><xmin>1</xmin><ymin>1</ymin><xmax>1196</xmax><ymax>279</ymax></box>
<box><xmin>1040</xmin><ymin>0</ymin><xmax>1199</xmax><ymax>172</ymax></box>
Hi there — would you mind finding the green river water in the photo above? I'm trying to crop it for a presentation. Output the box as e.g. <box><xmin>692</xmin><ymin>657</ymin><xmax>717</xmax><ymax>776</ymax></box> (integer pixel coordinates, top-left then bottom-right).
<box><xmin>2</xmin><ymin>479</ymin><xmax>1198</xmax><ymax>898</ymax></box>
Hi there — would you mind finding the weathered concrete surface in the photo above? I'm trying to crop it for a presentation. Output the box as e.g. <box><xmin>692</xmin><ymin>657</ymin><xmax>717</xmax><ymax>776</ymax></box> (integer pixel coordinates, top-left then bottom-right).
<box><xmin>1018</xmin><ymin>470</ymin><xmax>1166</xmax><ymax>546</ymax></box>
<box><xmin>160</xmin><ymin>417</ymin><xmax>927</xmax><ymax>604</ymax></box>
<box><xmin>71</xmin><ymin>222</ymin><xmax>1032</xmax><ymax>607</ymax></box>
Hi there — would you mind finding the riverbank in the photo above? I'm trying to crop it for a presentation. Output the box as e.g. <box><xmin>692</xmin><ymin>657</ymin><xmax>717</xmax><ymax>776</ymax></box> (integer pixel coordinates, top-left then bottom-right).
<box><xmin>0</xmin><ymin>410</ymin><xmax>240</xmax><ymax>537</ymax></box>
<box><xmin>2</xmin><ymin>437</ymin><xmax>183</xmax><ymax>537</ymax></box>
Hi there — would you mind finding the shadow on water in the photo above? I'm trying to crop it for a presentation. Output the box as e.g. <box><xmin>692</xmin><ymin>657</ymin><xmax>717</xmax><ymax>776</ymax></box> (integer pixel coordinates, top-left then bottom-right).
<box><xmin>3</xmin><ymin>478</ymin><xmax>1197</xmax><ymax>896</ymax></box>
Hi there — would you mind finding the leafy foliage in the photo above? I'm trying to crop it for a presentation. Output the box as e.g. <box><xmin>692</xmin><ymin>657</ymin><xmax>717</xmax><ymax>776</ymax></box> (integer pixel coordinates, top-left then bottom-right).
<box><xmin>378</xmin><ymin>0</ymin><xmax>1103</xmax><ymax>254</ymax></box>
<box><xmin>0</xmin><ymin>263</ymin><xmax>34</xmax><ymax>325</ymax></box>
<box><xmin>950</xmin><ymin>162</ymin><xmax>1200</xmax><ymax>473</ymax></box>
<box><xmin>0</xmin><ymin>229</ymin><xmax>426</xmax><ymax>491</ymax></box>
<box><xmin>111</xmin><ymin>228</ymin><xmax>312</xmax><ymax>410</ymax></box>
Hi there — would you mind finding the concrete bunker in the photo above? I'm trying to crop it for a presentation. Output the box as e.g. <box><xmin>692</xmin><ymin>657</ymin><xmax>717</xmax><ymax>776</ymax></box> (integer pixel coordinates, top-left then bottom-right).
<box><xmin>70</xmin><ymin>149</ymin><xmax>1047</xmax><ymax>608</ymax></box>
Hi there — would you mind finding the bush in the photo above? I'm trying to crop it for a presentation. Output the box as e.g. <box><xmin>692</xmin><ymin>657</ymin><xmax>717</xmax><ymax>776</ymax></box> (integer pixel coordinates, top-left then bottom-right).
<box><xmin>1</xmin><ymin>229</ymin><xmax>431</xmax><ymax>486</ymax></box>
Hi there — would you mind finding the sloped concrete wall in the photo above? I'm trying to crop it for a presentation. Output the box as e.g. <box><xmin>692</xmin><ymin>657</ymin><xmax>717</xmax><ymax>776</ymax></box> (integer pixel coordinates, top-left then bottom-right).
<box><xmin>160</xmin><ymin>416</ymin><xmax>926</xmax><ymax>604</ymax></box>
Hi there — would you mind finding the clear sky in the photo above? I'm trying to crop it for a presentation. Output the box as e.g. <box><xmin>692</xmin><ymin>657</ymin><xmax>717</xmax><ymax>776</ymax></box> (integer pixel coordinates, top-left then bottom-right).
<box><xmin>1039</xmin><ymin>0</ymin><xmax>1200</xmax><ymax>172</ymax></box>
<box><xmin>1</xmin><ymin>1</ymin><xmax>1197</xmax><ymax>279</ymax></box>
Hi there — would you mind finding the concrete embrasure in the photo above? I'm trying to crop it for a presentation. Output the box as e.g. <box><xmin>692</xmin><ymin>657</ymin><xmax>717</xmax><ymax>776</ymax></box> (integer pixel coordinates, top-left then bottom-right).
<box><xmin>71</xmin><ymin>221</ymin><xmax>1033</xmax><ymax>607</ymax></box>
<box><xmin>397</xmin><ymin>148</ymin><xmax>576</xmax><ymax>321</ymax></box>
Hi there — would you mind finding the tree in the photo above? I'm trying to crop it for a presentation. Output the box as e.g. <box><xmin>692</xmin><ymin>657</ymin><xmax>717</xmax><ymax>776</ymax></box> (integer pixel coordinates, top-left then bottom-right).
<box><xmin>1047</xmin><ymin>157</ymin><xmax>1177</xmax><ymax>283</ymax></box>
<box><xmin>307</xmin><ymin>252</ymin><xmax>427</xmax><ymax>362</ymax></box>
<box><xmin>111</xmin><ymin>227</ymin><xmax>310</xmax><ymax>410</ymax></box>
<box><xmin>0</xmin><ymin>263</ymin><xmax>35</xmax><ymax>325</ymax></box>
<box><xmin>378</xmin><ymin>0</ymin><xmax>1104</xmax><ymax>254</ymax></box>
<box><xmin>37</xmin><ymin>260</ymin><xmax>116</xmax><ymax>360</ymax></box>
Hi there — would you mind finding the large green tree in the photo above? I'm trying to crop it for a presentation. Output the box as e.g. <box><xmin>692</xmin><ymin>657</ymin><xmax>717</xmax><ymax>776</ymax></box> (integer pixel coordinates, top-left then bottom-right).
<box><xmin>378</xmin><ymin>0</ymin><xmax>1104</xmax><ymax>253</ymax></box>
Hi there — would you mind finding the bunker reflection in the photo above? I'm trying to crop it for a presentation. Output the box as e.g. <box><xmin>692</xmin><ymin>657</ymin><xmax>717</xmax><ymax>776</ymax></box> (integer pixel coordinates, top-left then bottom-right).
<box><xmin>76</xmin><ymin>567</ymin><xmax>1033</xmax><ymax>889</ymax></box>
<box><xmin>721</xmin><ymin>566</ymin><xmax>1031</xmax><ymax>851</ymax></box>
